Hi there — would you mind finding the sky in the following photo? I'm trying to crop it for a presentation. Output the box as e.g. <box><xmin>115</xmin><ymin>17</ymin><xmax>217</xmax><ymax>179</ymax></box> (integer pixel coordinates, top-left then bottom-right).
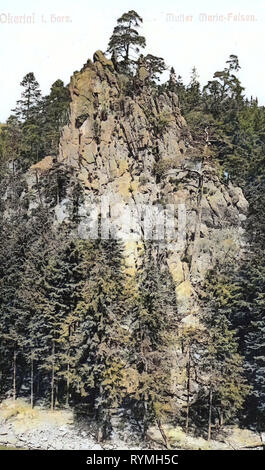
<box><xmin>0</xmin><ymin>0</ymin><xmax>264</xmax><ymax>122</ymax></box>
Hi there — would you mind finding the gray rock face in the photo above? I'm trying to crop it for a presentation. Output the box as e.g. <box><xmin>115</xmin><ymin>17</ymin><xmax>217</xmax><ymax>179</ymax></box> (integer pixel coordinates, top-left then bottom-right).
<box><xmin>18</xmin><ymin>51</ymin><xmax>248</xmax><ymax>324</ymax></box>
<box><xmin>1</xmin><ymin>51</ymin><xmax>250</xmax><ymax>437</ymax></box>
<box><xmin>14</xmin><ymin>52</ymin><xmax>248</xmax><ymax>406</ymax></box>
<box><xmin>54</xmin><ymin>51</ymin><xmax>248</xmax><ymax>317</ymax></box>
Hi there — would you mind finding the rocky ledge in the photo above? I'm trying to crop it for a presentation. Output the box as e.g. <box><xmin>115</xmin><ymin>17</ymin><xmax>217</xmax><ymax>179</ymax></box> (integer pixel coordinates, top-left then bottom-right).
<box><xmin>0</xmin><ymin>399</ymin><xmax>142</xmax><ymax>450</ymax></box>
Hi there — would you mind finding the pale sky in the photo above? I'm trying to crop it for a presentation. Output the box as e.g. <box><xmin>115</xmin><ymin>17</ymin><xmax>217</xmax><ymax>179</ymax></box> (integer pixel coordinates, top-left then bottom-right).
<box><xmin>0</xmin><ymin>0</ymin><xmax>264</xmax><ymax>122</ymax></box>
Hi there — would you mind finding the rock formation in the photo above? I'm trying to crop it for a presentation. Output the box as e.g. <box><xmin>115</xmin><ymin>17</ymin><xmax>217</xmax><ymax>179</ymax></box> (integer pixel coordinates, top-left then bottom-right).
<box><xmin>42</xmin><ymin>50</ymin><xmax>248</xmax><ymax>323</ymax></box>
<box><xmin>1</xmin><ymin>49</ymin><xmax>250</xmax><ymax>429</ymax></box>
<box><xmin>20</xmin><ymin>51</ymin><xmax>249</xmax><ymax>324</ymax></box>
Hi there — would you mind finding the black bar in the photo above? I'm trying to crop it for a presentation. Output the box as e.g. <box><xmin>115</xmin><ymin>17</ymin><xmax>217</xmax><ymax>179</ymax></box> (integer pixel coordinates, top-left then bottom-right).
<box><xmin>1</xmin><ymin>449</ymin><xmax>264</xmax><ymax>466</ymax></box>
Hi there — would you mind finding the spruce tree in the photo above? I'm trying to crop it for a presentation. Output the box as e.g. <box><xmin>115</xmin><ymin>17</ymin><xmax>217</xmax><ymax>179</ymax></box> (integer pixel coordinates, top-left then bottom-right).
<box><xmin>199</xmin><ymin>267</ymin><xmax>250</xmax><ymax>439</ymax></box>
<box><xmin>41</xmin><ymin>80</ymin><xmax>70</xmax><ymax>156</ymax></box>
<box><xmin>229</xmin><ymin>255</ymin><xmax>265</xmax><ymax>430</ymax></box>
<box><xmin>0</xmin><ymin>212</ymin><xmax>29</xmax><ymax>398</ymax></box>
<box><xmin>67</xmin><ymin>239</ymin><xmax>129</xmax><ymax>438</ymax></box>
<box><xmin>39</xmin><ymin>235</ymin><xmax>81</xmax><ymax>409</ymax></box>
<box><xmin>12</xmin><ymin>73</ymin><xmax>41</xmax><ymax>122</ymax></box>
<box><xmin>128</xmin><ymin>243</ymin><xmax>178</xmax><ymax>444</ymax></box>
<box><xmin>0</xmin><ymin>116</ymin><xmax>22</xmax><ymax>169</ymax></box>
<box><xmin>11</xmin><ymin>72</ymin><xmax>43</xmax><ymax>167</ymax></box>
<box><xmin>185</xmin><ymin>67</ymin><xmax>201</xmax><ymax>111</ymax></box>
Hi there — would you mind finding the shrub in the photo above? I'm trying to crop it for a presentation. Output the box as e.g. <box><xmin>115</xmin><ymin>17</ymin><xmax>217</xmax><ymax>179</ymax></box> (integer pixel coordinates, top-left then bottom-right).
<box><xmin>153</xmin><ymin>158</ymin><xmax>178</xmax><ymax>178</ymax></box>
<box><xmin>153</xmin><ymin>111</ymin><xmax>173</xmax><ymax>135</ymax></box>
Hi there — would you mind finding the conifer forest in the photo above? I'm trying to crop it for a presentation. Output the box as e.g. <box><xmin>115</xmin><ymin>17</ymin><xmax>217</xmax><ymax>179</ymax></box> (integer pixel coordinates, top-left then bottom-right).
<box><xmin>0</xmin><ymin>10</ymin><xmax>265</xmax><ymax>449</ymax></box>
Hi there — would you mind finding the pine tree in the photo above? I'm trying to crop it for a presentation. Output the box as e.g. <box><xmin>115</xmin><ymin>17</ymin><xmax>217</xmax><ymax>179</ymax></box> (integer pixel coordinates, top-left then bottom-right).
<box><xmin>203</xmin><ymin>55</ymin><xmax>244</xmax><ymax>118</ymax></box>
<box><xmin>141</xmin><ymin>54</ymin><xmax>167</xmax><ymax>84</ymax></box>
<box><xmin>107</xmin><ymin>11</ymin><xmax>146</xmax><ymax>69</ymax></box>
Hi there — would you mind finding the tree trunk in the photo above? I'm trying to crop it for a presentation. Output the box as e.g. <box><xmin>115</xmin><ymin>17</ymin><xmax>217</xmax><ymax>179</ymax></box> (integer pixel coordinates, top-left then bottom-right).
<box><xmin>97</xmin><ymin>385</ymin><xmax>104</xmax><ymax>442</ymax></box>
<box><xmin>125</xmin><ymin>43</ymin><xmax>130</xmax><ymax>62</ymax></box>
<box><xmin>185</xmin><ymin>345</ymin><xmax>191</xmax><ymax>433</ymax></box>
<box><xmin>30</xmin><ymin>355</ymin><xmax>34</xmax><ymax>409</ymax></box>
<box><xmin>55</xmin><ymin>381</ymin><xmax>59</xmax><ymax>406</ymax></box>
<box><xmin>217</xmin><ymin>408</ymin><xmax>223</xmax><ymax>428</ymax></box>
<box><xmin>190</xmin><ymin>170</ymin><xmax>204</xmax><ymax>274</ymax></box>
<box><xmin>143</xmin><ymin>344</ymin><xmax>148</xmax><ymax>438</ymax></box>
<box><xmin>36</xmin><ymin>370</ymin><xmax>40</xmax><ymax>399</ymax></box>
<box><xmin>157</xmin><ymin>418</ymin><xmax>170</xmax><ymax>449</ymax></box>
<box><xmin>35</xmin><ymin>171</ymin><xmax>43</xmax><ymax>206</ymax></box>
<box><xmin>208</xmin><ymin>386</ymin><xmax>213</xmax><ymax>441</ymax></box>
<box><xmin>66</xmin><ymin>360</ymin><xmax>70</xmax><ymax>407</ymax></box>
<box><xmin>66</xmin><ymin>327</ymin><xmax>71</xmax><ymax>407</ymax></box>
<box><xmin>13</xmin><ymin>350</ymin><xmax>17</xmax><ymax>401</ymax></box>
<box><xmin>51</xmin><ymin>341</ymin><xmax>55</xmax><ymax>411</ymax></box>
<box><xmin>143</xmin><ymin>396</ymin><xmax>148</xmax><ymax>438</ymax></box>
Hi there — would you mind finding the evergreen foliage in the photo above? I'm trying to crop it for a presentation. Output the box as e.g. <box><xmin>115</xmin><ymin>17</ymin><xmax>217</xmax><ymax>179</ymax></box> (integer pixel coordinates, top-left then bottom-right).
<box><xmin>128</xmin><ymin>244</ymin><xmax>178</xmax><ymax>439</ymax></box>
<box><xmin>198</xmin><ymin>268</ymin><xmax>250</xmax><ymax>438</ymax></box>
<box><xmin>1</xmin><ymin>15</ymin><xmax>265</xmax><ymax>443</ymax></box>
<box><xmin>0</xmin><ymin>74</ymin><xmax>70</xmax><ymax>170</ymax></box>
<box><xmin>107</xmin><ymin>10</ymin><xmax>146</xmax><ymax>68</ymax></box>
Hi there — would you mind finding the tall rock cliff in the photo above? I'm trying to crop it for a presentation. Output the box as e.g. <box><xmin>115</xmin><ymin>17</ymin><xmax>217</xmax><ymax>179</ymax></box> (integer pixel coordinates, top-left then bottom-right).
<box><xmin>26</xmin><ymin>50</ymin><xmax>248</xmax><ymax>325</ymax></box>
